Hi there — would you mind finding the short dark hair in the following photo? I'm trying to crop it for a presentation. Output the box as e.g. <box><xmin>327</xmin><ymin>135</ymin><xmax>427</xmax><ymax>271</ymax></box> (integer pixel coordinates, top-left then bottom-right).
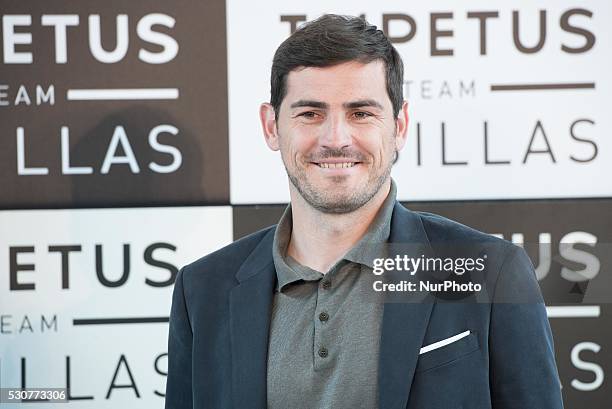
<box><xmin>270</xmin><ymin>14</ymin><xmax>404</xmax><ymax>118</ymax></box>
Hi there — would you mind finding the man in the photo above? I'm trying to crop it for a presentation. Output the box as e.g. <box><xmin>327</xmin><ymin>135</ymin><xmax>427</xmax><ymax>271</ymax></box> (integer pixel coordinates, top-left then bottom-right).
<box><xmin>165</xmin><ymin>14</ymin><xmax>563</xmax><ymax>409</ymax></box>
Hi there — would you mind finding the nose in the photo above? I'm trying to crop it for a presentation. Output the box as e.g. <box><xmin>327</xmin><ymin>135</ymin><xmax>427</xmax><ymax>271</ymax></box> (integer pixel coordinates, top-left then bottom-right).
<box><xmin>319</xmin><ymin>113</ymin><xmax>352</xmax><ymax>150</ymax></box>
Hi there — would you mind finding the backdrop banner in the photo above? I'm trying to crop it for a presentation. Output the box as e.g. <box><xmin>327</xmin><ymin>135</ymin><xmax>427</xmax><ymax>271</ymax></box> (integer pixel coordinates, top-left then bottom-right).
<box><xmin>0</xmin><ymin>206</ymin><xmax>233</xmax><ymax>409</ymax></box>
<box><xmin>1</xmin><ymin>1</ymin><xmax>610</xmax><ymax>408</ymax></box>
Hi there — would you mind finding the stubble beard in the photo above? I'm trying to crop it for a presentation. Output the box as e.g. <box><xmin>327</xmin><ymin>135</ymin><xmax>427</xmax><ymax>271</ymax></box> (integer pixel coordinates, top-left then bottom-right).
<box><xmin>284</xmin><ymin>153</ymin><xmax>393</xmax><ymax>214</ymax></box>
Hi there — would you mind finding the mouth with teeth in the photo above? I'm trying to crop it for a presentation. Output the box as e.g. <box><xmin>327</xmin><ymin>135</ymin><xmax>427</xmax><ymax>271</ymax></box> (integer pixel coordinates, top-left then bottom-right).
<box><xmin>316</xmin><ymin>162</ymin><xmax>358</xmax><ymax>169</ymax></box>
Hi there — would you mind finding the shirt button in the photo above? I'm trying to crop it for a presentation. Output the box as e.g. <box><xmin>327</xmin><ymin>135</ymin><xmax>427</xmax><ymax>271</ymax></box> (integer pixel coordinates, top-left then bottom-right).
<box><xmin>318</xmin><ymin>311</ymin><xmax>329</xmax><ymax>322</ymax></box>
<box><xmin>318</xmin><ymin>347</ymin><xmax>328</xmax><ymax>358</ymax></box>
<box><xmin>321</xmin><ymin>280</ymin><xmax>331</xmax><ymax>289</ymax></box>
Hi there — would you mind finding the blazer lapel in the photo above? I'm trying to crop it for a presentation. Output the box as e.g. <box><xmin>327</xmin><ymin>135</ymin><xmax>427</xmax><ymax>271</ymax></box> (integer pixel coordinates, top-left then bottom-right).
<box><xmin>379</xmin><ymin>203</ymin><xmax>436</xmax><ymax>409</ymax></box>
<box><xmin>229</xmin><ymin>228</ymin><xmax>276</xmax><ymax>409</ymax></box>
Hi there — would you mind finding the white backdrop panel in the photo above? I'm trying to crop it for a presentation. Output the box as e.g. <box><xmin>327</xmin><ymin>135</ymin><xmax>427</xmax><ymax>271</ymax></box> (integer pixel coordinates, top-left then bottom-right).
<box><xmin>0</xmin><ymin>206</ymin><xmax>233</xmax><ymax>408</ymax></box>
<box><xmin>227</xmin><ymin>0</ymin><xmax>612</xmax><ymax>203</ymax></box>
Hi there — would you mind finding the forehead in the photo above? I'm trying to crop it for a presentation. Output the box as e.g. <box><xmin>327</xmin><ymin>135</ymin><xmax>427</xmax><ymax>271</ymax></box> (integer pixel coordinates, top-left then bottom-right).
<box><xmin>284</xmin><ymin>60</ymin><xmax>390</xmax><ymax>108</ymax></box>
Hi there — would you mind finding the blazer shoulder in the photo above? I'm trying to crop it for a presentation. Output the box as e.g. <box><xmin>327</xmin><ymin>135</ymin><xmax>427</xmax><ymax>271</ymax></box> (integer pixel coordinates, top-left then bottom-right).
<box><xmin>413</xmin><ymin>209</ymin><xmax>520</xmax><ymax>268</ymax></box>
<box><xmin>412</xmin><ymin>209</ymin><xmax>535</xmax><ymax>290</ymax></box>
<box><xmin>415</xmin><ymin>210</ymin><xmax>506</xmax><ymax>246</ymax></box>
<box><xmin>181</xmin><ymin>225</ymin><xmax>276</xmax><ymax>284</ymax></box>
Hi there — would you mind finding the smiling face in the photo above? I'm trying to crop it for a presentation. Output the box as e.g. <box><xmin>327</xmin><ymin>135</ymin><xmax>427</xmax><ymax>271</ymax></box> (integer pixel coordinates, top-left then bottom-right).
<box><xmin>261</xmin><ymin>60</ymin><xmax>408</xmax><ymax>214</ymax></box>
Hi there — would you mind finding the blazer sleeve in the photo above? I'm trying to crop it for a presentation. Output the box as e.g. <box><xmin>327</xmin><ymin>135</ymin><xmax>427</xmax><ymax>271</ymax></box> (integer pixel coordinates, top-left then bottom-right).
<box><xmin>165</xmin><ymin>267</ymin><xmax>194</xmax><ymax>409</ymax></box>
<box><xmin>489</xmin><ymin>245</ymin><xmax>564</xmax><ymax>409</ymax></box>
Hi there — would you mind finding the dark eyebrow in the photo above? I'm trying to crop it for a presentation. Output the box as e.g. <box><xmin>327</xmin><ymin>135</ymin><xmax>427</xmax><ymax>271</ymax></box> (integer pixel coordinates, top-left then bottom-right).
<box><xmin>290</xmin><ymin>100</ymin><xmax>329</xmax><ymax>109</ymax></box>
<box><xmin>343</xmin><ymin>99</ymin><xmax>384</xmax><ymax>110</ymax></box>
<box><xmin>289</xmin><ymin>99</ymin><xmax>384</xmax><ymax>110</ymax></box>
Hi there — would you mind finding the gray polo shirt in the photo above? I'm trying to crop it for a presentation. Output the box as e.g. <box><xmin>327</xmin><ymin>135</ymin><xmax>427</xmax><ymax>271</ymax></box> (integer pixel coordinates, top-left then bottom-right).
<box><xmin>267</xmin><ymin>181</ymin><xmax>397</xmax><ymax>409</ymax></box>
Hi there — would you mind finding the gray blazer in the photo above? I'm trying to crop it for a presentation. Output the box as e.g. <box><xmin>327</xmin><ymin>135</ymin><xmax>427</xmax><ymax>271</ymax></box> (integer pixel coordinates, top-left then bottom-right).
<box><xmin>165</xmin><ymin>202</ymin><xmax>563</xmax><ymax>409</ymax></box>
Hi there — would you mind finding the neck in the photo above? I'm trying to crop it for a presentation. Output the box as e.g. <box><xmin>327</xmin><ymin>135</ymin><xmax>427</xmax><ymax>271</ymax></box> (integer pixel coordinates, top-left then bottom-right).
<box><xmin>287</xmin><ymin>179</ymin><xmax>391</xmax><ymax>273</ymax></box>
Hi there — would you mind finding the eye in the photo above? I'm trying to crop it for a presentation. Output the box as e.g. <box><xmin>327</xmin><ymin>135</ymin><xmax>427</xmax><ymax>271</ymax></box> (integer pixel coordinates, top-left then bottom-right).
<box><xmin>352</xmin><ymin>111</ymin><xmax>373</xmax><ymax>120</ymax></box>
<box><xmin>298</xmin><ymin>111</ymin><xmax>319</xmax><ymax>119</ymax></box>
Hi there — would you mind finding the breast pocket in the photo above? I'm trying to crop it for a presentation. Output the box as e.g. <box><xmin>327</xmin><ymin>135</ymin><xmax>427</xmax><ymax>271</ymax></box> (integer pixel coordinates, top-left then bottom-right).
<box><xmin>415</xmin><ymin>330</ymin><xmax>480</xmax><ymax>373</ymax></box>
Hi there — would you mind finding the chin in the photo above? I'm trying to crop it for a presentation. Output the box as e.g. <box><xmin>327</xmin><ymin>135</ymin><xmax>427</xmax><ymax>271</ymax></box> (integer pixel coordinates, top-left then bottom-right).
<box><xmin>312</xmin><ymin>201</ymin><xmax>363</xmax><ymax>214</ymax></box>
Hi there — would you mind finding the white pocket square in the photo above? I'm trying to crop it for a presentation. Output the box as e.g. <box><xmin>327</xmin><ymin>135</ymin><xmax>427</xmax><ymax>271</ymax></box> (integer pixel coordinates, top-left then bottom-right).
<box><xmin>419</xmin><ymin>330</ymin><xmax>471</xmax><ymax>355</ymax></box>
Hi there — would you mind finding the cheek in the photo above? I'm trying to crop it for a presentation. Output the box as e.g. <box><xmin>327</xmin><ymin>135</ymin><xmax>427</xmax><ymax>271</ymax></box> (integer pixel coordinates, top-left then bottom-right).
<box><xmin>358</xmin><ymin>137</ymin><xmax>388</xmax><ymax>161</ymax></box>
<box><xmin>288</xmin><ymin>132</ymin><xmax>318</xmax><ymax>156</ymax></box>
<box><xmin>279</xmin><ymin>135</ymin><xmax>311</xmax><ymax>165</ymax></box>
<box><xmin>356</xmin><ymin>123</ymin><xmax>395</xmax><ymax>156</ymax></box>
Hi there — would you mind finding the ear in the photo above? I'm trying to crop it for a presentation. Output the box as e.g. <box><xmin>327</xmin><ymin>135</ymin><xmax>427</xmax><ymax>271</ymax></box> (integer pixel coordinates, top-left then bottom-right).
<box><xmin>260</xmin><ymin>103</ymin><xmax>280</xmax><ymax>151</ymax></box>
<box><xmin>394</xmin><ymin>100</ymin><xmax>409</xmax><ymax>151</ymax></box>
